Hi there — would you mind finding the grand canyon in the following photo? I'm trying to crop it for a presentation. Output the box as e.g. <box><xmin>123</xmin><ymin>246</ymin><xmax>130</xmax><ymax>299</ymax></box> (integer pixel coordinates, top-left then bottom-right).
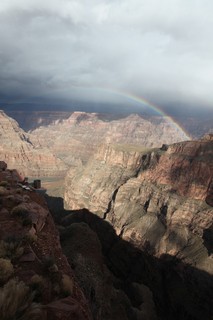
<box><xmin>0</xmin><ymin>109</ymin><xmax>212</xmax><ymax>320</ymax></box>
<box><xmin>1</xmin><ymin>1</ymin><xmax>213</xmax><ymax>318</ymax></box>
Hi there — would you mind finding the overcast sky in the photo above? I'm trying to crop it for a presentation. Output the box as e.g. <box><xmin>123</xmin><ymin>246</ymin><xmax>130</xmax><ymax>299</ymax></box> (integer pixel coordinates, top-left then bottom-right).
<box><xmin>0</xmin><ymin>0</ymin><xmax>213</xmax><ymax>113</ymax></box>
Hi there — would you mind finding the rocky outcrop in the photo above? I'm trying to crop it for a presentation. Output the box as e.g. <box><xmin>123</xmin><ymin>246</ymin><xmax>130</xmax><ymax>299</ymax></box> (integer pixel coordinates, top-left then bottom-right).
<box><xmin>0</xmin><ymin>166</ymin><xmax>92</xmax><ymax>320</ymax></box>
<box><xmin>64</xmin><ymin>143</ymin><xmax>152</xmax><ymax>214</ymax></box>
<box><xmin>0</xmin><ymin>110</ymin><xmax>67</xmax><ymax>177</ymax></box>
<box><xmin>60</xmin><ymin>221</ymin><xmax>137</xmax><ymax>320</ymax></box>
<box><xmin>31</xmin><ymin>112</ymin><xmax>190</xmax><ymax>167</ymax></box>
<box><xmin>64</xmin><ymin>138</ymin><xmax>213</xmax><ymax>274</ymax></box>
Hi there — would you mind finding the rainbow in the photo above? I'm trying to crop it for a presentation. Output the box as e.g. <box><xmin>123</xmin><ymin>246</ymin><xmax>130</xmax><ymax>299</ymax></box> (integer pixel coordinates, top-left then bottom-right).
<box><xmin>92</xmin><ymin>87</ymin><xmax>191</xmax><ymax>140</ymax></box>
<box><xmin>0</xmin><ymin>86</ymin><xmax>191</xmax><ymax>140</ymax></box>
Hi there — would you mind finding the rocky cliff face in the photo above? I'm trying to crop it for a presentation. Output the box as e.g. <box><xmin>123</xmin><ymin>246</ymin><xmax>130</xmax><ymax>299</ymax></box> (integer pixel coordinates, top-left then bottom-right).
<box><xmin>31</xmin><ymin>112</ymin><xmax>190</xmax><ymax>167</ymax></box>
<box><xmin>0</xmin><ymin>167</ymin><xmax>92</xmax><ymax>319</ymax></box>
<box><xmin>64</xmin><ymin>136</ymin><xmax>213</xmax><ymax>274</ymax></box>
<box><xmin>0</xmin><ymin>111</ymin><xmax>67</xmax><ymax>177</ymax></box>
<box><xmin>64</xmin><ymin>144</ymin><xmax>152</xmax><ymax>213</ymax></box>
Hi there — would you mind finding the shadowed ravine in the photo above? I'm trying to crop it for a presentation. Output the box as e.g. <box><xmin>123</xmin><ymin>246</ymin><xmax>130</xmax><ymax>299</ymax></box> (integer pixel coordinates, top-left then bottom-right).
<box><xmin>46</xmin><ymin>195</ymin><xmax>213</xmax><ymax>320</ymax></box>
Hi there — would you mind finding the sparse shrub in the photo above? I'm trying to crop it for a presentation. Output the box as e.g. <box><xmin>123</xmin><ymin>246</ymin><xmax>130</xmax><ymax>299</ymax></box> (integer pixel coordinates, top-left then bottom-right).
<box><xmin>0</xmin><ymin>186</ymin><xmax>7</xmax><ymax>196</ymax></box>
<box><xmin>11</xmin><ymin>205</ymin><xmax>29</xmax><ymax>219</ymax></box>
<box><xmin>6</xmin><ymin>195</ymin><xmax>15</xmax><ymax>203</ymax></box>
<box><xmin>42</xmin><ymin>256</ymin><xmax>58</xmax><ymax>273</ymax></box>
<box><xmin>0</xmin><ymin>181</ymin><xmax>8</xmax><ymax>187</ymax></box>
<box><xmin>15</xmin><ymin>188</ymin><xmax>22</xmax><ymax>194</ymax></box>
<box><xmin>6</xmin><ymin>195</ymin><xmax>22</xmax><ymax>206</ymax></box>
<box><xmin>0</xmin><ymin>279</ymin><xmax>43</xmax><ymax>320</ymax></box>
<box><xmin>61</xmin><ymin>274</ymin><xmax>74</xmax><ymax>297</ymax></box>
<box><xmin>24</xmin><ymin>233</ymin><xmax>37</xmax><ymax>244</ymax></box>
<box><xmin>23</xmin><ymin>195</ymin><xmax>30</xmax><ymax>202</ymax></box>
<box><xmin>11</xmin><ymin>205</ymin><xmax>32</xmax><ymax>227</ymax></box>
<box><xmin>0</xmin><ymin>258</ymin><xmax>14</xmax><ymax>284</ymax></box>
<box><xmin>0</xmin><ymin>236</ymin><xmax>24</xmax><ymax>260</ymax></box>
<box><xmin>30</xmin><ymin>275</ymin><xmax>46</xmax><ymax>301</ymax></box>
<box><xmin>22</xmin><ymin>217</ymin><xmax>33</xmax><ymax>227</ymax></box>
<box><xmin>30</xmin><ymin>274</ymin><xmax>45</xmax><ymax>288</ymax></box>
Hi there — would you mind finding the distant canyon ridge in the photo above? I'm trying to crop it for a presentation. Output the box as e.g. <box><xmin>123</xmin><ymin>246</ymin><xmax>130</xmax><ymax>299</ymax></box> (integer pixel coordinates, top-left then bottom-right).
<box><xmin>0</xmin><ymin>110</ymin><xmax>191</xmax><ymax>181</ymax></box>
<box><xmin>6</xmin><ymin>109</ymin><xmax>213</xmax><ymax>138</ymax></box>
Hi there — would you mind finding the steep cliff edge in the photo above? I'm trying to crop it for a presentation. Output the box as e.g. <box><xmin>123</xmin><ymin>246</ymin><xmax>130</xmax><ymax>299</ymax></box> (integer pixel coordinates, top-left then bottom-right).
<box><xmin>64</xmin><ymin>136</ymin><xmax>213</xmax><ymax>274</ymax></box>
<box><xmin>0</xmin><ymin>111</ymin><xmax>67</xmax><ymax>177</ymax></box>
<box><xmin>64</xmin><ymin>143</ymin><xmax>154</xmax><ymax>214</ymax></box>
<box><xmin>0</xmin><ymin>166</ymin><xmax>92</xmax><ymax>319</ymax></box>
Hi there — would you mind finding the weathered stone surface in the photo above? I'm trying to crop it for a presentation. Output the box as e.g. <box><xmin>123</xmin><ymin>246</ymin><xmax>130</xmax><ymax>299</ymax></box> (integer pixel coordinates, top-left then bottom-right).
<box><xmin>61</xmin><ymin>222</ymin><xmax>133</xmax><ymax>320</ymax></box>
<box><xmin>0</xmin><ymin>110</ymin><xmax>67</xmax><ymax>177</ymax></box>
<box><xmin>31</xmin><ymin>112</ymin><xmax>189</xmax><ymax>167</ymax></box>
<box><xmin>64</xmin><ymin>138</ymin><xmax>213</xmax><ymax>274</ymax></box>
<box><xmin>45</xmin><ymin>297</ymin><xmax>89</xmax><ymax>320</ymax></box>
<box><xmin>64</xmin><ymin>143</ymin><xmax>146</xmax><ymax>215</ymax></box>
<box><xmin>19</xmin><ymin>251</ymin><xmax>36</xmax><ymax>262</ymax></box>
<box><xmin>0</xmin><ymin>166</ymin><xmax>92</xmax><ymax>320</ymax></box>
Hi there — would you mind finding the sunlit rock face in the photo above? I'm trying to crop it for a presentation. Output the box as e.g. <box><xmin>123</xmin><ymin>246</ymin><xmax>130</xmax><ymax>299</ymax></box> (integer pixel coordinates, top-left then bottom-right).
<box><xmin>0</xmin><ymin>110</ymin><xmax>67</xmax><ymax>177</ymax></box>
<box><xmin>64</xmin><ymin>137</ymin><xmax>213</xmax><ymax>274</ymax></box>
<box><xmin>30</xmin><ymin>111</ymin><xmax>190</xmax><ymax>167</ymax></box>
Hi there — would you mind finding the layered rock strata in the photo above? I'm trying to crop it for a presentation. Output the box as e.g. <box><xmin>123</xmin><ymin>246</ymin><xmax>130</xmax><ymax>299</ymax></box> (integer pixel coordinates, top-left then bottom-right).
<box><xmin>31</xmin><ymin>112</ymin><xmax>190</xmax><ymax>166</ymax></box>
<box><xmin>64</xmin><ymin>136</ymin><xmax>213</xmax><ymax>274</ymax></box>
<box><xmin>0</xmin><ymin>110</ymin><xmax>67</xmax><ymax>177</ymax></box>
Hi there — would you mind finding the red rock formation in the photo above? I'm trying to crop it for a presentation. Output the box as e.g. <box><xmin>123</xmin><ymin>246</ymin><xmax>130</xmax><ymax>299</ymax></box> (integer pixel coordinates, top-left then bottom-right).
<box><xmin>139</xmin><ymin>139</ymin><xmax>213</xmax><ymax>202</ymax></box>
<box><xmin>64</xmin><ymin>137</ymin><xmax>213</xmax><ymax>274</ymax></box>
<box><xmin>0</xmin><ymin>110</ymin><xmax>67</xmax><ymax>177</ymax></box>
<box><xmin>31</xmin><ymin>111</ymin><xmax>190</xmax><ymax>167</ymax></box>
<box><xmin>0</xmin><ymin>166</ymin><xmax>92</xmax><ymax>320</ymax></box>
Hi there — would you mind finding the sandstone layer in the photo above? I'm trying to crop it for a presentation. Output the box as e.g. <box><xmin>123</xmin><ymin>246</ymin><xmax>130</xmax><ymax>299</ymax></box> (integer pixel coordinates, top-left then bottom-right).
<box><xmin>31</xmin><ymin>111</ymin><xmax>190</xmax><ymax>167</ymax></box>
<box><xmin>64</xmin><ymin>136</ymin><xmax>213</xmax><ymax>274</ymax></box>
<box><xmin>6</xmin><ymin>109</ymin><xmax>213</xmax><ymax>138</ymax></box>
<box><xmin>0</xmin><ymin>110</ymin><xmax>67</xmax><ymax>178</ymax></box>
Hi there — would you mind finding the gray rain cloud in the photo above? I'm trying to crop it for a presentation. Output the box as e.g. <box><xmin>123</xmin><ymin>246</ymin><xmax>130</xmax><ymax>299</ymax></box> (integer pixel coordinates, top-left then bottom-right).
<box><xmin>0</xmin><ymin>0</ymin><xmax>213</xmax><ymax>111</ymax></box>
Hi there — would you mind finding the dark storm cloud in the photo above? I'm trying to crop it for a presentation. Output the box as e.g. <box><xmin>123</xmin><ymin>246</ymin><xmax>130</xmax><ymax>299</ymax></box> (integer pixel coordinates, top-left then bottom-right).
<box><xmin>0</xmin><ymin>0</ymin><xmax>213</xmax><ymax>110</ymax></box>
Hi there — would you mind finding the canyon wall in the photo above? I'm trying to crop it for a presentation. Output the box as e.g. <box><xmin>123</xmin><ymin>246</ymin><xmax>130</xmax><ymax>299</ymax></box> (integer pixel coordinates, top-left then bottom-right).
<box><xmin>64</xmin><ymin>136</ymin><xmax>213</xmax><ymax>274</ymax></box>
<box><xmin>6</xmin><ymin>109</ymin><xmax>213</xmax><ymax>138</ymax></box>
<box><xmin>0</xmin><ymin>110</ymin><xmax>67</xmax><ymax>178</ymax></box>
<box><xmin>31</xmin><ymin>112</ymin><xmax>190</xmax><ymax>166</ymax></box>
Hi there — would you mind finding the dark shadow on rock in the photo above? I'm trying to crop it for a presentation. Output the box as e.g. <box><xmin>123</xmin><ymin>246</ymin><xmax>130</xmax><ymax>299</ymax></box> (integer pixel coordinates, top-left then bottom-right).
<box><xmin>45</xmin><ymin>195</ymin><xmax>213</xmax><ymax>320</ymax></box>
